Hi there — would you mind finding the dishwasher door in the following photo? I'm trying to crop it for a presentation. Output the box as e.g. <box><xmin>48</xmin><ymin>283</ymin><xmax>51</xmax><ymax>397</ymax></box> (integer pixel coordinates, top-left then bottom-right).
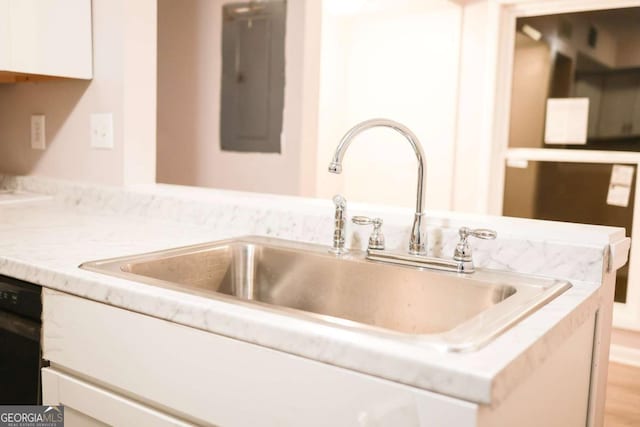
<box><xmin>0</xmin><ymin>275</ymin><xmax>42</xmax><ymax>404</ymax></box>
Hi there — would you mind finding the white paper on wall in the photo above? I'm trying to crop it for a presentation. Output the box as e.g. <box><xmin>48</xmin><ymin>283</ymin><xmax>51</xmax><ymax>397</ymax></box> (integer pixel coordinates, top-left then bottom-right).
<box><xmin>607</xmin><ymin>165</ymin><xmax>635</xmax><ymax>207</ymax></box>
<box><xmin>610</xmin><ymin>164</ymin><xmax>635</xmax><ymax>186</ymax></box>
<box><xmin>506</xmin><ymin>158</ymin><xmax>529</xmax><ymax>169</ymax></box>
<box><xmin>607</xmin><ymin>185</ymin><xmax>632</xmax><ymax>207</ymax></box>
<box><xmin>544</xmin><ymin>98</ymin><xmax>589</xmax><ymax>145</ymax></box>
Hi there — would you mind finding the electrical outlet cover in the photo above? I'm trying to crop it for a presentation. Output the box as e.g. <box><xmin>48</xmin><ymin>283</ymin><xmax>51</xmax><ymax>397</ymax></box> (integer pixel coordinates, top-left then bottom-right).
<box><xmin>31</xmin><ymin>115</ymin><xmax>46</xmax><ymax>150</ymax></box>
<box><xmin>91</xmin><ymin>113</ymin><xmax>114</xmax><ymax>149</ymax></box>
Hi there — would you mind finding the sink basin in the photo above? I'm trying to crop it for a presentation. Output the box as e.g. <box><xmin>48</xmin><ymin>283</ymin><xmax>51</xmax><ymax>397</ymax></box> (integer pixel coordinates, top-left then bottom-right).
<box><xmin>80</xmin><ymin>236</ymin><xmax>571</xmax><ymax>351</ymax></box>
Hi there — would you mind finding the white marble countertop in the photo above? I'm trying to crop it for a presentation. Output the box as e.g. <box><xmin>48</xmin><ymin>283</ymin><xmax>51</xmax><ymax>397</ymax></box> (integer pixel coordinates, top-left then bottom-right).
<box><xmin>0</xmin><ymin>175</ymin><xmax>629</xmax><ymax>406</ymax></box>
<box><xmin>0</xmin><ymin>189</ymin><xmax>52</xmax><ymax>204</ymax></box>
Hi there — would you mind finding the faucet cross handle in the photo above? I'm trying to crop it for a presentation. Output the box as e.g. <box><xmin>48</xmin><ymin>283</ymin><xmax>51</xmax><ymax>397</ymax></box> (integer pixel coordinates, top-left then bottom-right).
<box><xmin>454</xmin><ymin>227</ymin><xmax>497</xmax><ymax>262</ymax></box>
<box><xmin>352</xmin><ymin>216</ymin><xmax>385</xmax><ymax>250</ymax></box>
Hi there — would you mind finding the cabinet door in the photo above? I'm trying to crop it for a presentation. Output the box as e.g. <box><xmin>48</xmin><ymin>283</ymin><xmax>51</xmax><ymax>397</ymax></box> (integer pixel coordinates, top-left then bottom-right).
<box><xmin>0</xmin><ymin>0</ymin><xmax>9</xmax><ymax>71</ymax></box>
<box><xmin>44</xmin><ymin>289</ymin><xmax>479</xmax><ymax>427</ymax></box>
<box><xmin>598</xmin><ymin>73</ymin><xmax>640</xmax><ymax>138</ymax></box>
<box><xmin>574</xmin><ymin>76</ymin><xmax>603</xmax><ymax>138</ymax></box>
<box><xmin>42</xmin><ymin>368</ymin><xmax>193</xmax><ymax>427</ymax></box>
<box><xmin>632</xmin><ymin>84</ymin><xmax>640</xmax><ymax>136</ymax></box>
<box><xmin>8</xmin><ymin>0</ymin><xmax>92</xmax><ymax>78</ymax></box>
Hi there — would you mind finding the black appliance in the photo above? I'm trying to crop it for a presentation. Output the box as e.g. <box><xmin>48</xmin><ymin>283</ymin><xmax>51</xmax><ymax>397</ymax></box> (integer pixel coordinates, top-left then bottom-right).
<box><xmin>0</xmin><ymin>275</ymin><xmax>42</xmax><ymax>404</ymax></box>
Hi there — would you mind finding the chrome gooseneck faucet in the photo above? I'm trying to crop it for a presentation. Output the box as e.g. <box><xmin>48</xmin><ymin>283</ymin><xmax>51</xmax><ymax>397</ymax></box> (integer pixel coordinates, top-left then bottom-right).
<box><xmin>328</xmin><ymin>118</ymin><xmax>426</xmax><ymax>255</ymax></box>
<box><xmin>327</xmin><ymin>118</ymin><xmax>497</xmax><ymax>273</ymax></box>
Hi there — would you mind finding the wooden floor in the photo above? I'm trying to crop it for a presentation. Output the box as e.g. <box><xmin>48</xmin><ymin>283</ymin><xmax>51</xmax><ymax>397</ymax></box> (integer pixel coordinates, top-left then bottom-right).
<box><xmin>605</xmin><ymin>362</ymin><xmax>640</xmax><ymax>426</ymax></box>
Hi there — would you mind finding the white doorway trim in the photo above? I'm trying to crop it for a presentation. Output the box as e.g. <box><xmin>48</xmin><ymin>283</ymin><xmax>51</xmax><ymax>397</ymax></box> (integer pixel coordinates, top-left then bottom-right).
<box><xmin>486</xmin><ymin>0</ymin><xmax>640</xmax><ymax>331</ymax></box>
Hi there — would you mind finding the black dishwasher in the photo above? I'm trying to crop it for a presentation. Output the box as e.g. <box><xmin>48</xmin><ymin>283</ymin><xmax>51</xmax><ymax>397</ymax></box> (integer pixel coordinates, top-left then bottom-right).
<box><xmin>0</xmin><ymin>275</ymin><xmax>42</xmax><ymax>404</ymax></box>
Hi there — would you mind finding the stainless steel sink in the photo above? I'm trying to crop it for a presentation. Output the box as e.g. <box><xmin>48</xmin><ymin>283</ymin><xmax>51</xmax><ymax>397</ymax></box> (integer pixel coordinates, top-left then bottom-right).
<box><xmin>80</xmin><ymin>236</ymin><xmax>571</xmax><ymax>351</ymax></box>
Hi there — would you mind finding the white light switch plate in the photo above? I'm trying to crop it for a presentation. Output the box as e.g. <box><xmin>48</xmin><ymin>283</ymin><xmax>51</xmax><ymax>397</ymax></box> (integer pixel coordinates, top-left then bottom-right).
<box><xmin>91</xmin><ymin>113</ymin><xmax>114</xmax><ymax>149</ymax></box>
<box><xmin>31</xmin><ymin>115</ymin><xmax>46</xmax><ymax>150</ymax></box>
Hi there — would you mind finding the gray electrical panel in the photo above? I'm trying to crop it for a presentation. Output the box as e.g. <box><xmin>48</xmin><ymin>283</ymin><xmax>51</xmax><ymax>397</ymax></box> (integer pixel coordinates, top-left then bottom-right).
<box><xmin>220</xmin><ymin>1</ymin><xmax>286</xmax><ymax>153</ymax></box>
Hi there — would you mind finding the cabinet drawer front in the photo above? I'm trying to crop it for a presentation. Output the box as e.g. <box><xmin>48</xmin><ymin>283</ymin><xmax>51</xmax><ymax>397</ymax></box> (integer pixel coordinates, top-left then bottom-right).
<box><xmin>42</xmin><ymin>289</ymin><xmax>477</xmax><ymax>427</ymax></box>
<box><xmin>42</xmin><ymin>368</ymin><xmax>192</xmax><ymax>427</ymax></box>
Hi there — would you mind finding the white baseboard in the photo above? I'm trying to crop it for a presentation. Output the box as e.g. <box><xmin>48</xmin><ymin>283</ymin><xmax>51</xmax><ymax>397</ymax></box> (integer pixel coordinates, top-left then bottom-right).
<box><xmin>610</xmin><ymin>344</ymin><xmax>640</xmax><ymax>368</ymax></box>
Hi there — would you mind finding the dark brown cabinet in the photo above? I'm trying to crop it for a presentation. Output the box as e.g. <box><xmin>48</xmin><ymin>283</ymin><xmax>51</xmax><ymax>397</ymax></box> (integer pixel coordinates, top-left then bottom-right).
<box><xmin>575</xmin><ymin>70</ymin><xmax>640</xmax><ymax>140</ymax></box>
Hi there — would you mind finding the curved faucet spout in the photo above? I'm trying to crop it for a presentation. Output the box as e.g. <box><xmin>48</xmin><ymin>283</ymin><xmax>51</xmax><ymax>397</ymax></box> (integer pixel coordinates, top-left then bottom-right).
<box><xmin>327</xmin><ymin>118</ymin><xmax>427</xmax><ymax>254</ymax></box>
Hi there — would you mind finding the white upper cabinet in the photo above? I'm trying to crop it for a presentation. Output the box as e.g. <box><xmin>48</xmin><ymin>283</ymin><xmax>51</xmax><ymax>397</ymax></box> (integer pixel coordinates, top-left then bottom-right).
<box><xmin>0</xmin><ymin>0</ymin><xmax>10</xmax><ymax>71</ymax></box>
<box><xmin>0</xmin><ymin>0</ymin><xmax>92</xmax><ymax>81</ymax></box>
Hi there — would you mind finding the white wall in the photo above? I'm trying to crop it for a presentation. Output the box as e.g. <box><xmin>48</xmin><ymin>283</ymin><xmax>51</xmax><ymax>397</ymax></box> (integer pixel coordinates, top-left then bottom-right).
<box><xmin>452</xmin><ymin>0</ymin><xmax>493</xmax><ymax>214</ymax></box>
<box><xmin>316</xmin><ymin>0</ymin><xmax>463</xmax><ymax>210</ymax></box>
<box><xmin>0</xmin><ymin>0</ymin><xmax>156</xmax><ymax>185</ymax></box>
<box><xmin>156</xmin><ymin>0</ymin><xmax>320</xmax><ymax>196</ymax></box>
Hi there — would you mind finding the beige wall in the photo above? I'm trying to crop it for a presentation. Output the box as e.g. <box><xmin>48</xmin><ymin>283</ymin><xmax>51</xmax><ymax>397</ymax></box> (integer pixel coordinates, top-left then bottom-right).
<box><xmin>156</xmin><ymin>0</ymin><xmax>320</xmax><ymax>196</ymax></box>
<box><xmin>0</xmin><ymin>0</ymin><xmax>156</xmax><ymax>185</ymax></box>
<box><xmin>157</xmin><ymin>0</ymin><xmax>461</xmax><ymax>207</ymax></box>
<box><xmin>122</xmin><ymin>0</ymin><xmax>158</xmax><ymax>186</ymax></box>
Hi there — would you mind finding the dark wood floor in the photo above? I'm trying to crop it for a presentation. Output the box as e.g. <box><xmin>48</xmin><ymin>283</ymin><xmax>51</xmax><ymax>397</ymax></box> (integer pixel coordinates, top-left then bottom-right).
<box><xmin>605</xmin><ymin>362</ymin><xmax>640</xmax><ymax>426</ymax></box>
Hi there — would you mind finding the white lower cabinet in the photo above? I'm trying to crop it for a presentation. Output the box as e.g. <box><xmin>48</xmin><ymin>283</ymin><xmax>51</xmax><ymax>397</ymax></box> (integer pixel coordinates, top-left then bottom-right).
<box><xmin>41</xmin><ymin>289</ymin><xmax>477</xmax><ymax>426</ymax></box>
<box><xmin>41</xmin><ymin>288</ymin><xmax>597</xmax><ymax>426</ymax></box>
